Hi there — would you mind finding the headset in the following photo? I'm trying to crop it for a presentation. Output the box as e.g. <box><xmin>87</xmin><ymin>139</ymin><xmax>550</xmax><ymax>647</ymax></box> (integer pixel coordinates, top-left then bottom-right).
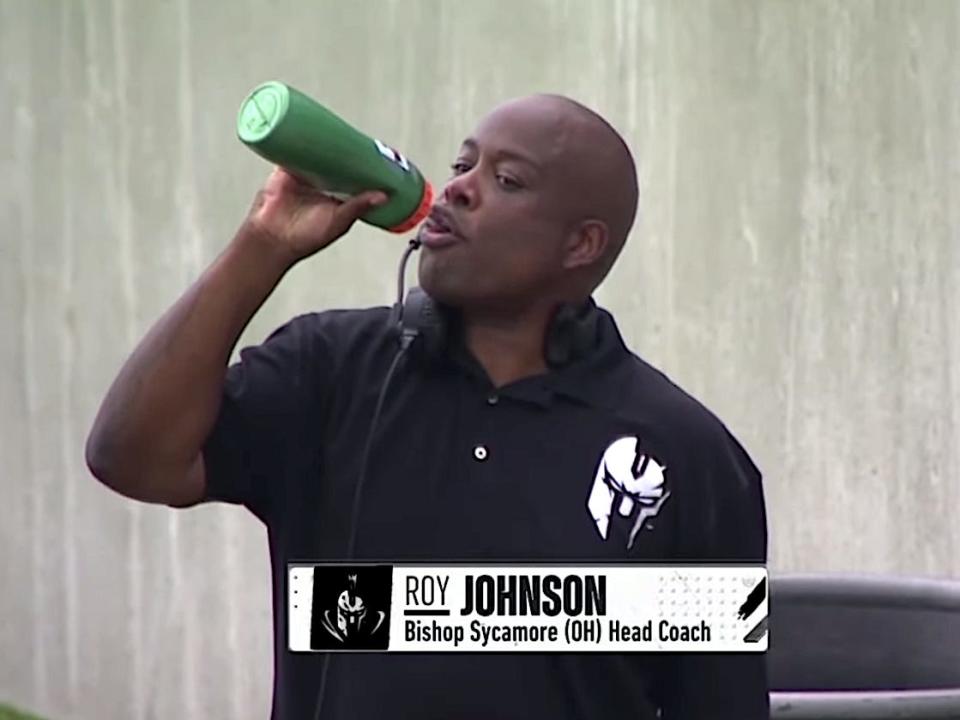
<box><xmin>311</xmin><ymin>237</ymin><xmax>599</xmax><ymax>719</ymax></box>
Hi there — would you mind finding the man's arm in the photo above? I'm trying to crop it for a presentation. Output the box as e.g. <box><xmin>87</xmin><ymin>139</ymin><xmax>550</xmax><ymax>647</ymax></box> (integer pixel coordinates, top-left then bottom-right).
<box><xmin>84</xmin><ymin>169</ymin><xmax>386</xmax><ymax>507</ymax></box>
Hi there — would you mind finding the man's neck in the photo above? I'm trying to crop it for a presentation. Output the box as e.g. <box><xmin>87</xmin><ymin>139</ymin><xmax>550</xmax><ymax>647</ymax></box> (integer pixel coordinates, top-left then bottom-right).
<box><xmin>461</xmin><ymin>306</ymin><xmax>552</xmax><ymax>388</ymax></box>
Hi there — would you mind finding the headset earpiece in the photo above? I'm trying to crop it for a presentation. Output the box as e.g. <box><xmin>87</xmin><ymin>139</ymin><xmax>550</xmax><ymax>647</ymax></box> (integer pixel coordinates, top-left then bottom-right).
<box><xmin>396</xmin><ymin>289</ymin><xmax>597</xmax><ymax>369</ymax></box>
<box><xmin>545</xmin><ymin>300</ymin><xmax>600</xmax><ymax>368</ymax></box>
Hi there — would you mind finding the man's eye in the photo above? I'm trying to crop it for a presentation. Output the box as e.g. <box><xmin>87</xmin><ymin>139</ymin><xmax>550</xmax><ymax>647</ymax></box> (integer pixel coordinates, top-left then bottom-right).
<box><xmin>450</xmin><ymin>162</ymin><xmax>471</xmax><ymax>175</ymax></box>
<box><xmin>497</xmin><ymin>175</ymin><xmax>522</xmax><ymax>190</ymax></box>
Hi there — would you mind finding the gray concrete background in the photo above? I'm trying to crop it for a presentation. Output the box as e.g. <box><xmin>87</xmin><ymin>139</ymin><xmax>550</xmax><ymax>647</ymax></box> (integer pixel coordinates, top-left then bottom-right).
<box><xmin>1</xmin><ymin>1</ymin><xmax>958</xmax><ymax>718</ymax></box>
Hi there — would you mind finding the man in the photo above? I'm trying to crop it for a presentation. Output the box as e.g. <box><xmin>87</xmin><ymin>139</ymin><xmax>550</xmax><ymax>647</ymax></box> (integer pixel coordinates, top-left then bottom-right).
<box><xmin>86</xmin><ymin>94</ymin><xmax>768</xmax><ymax>719</ymax></box>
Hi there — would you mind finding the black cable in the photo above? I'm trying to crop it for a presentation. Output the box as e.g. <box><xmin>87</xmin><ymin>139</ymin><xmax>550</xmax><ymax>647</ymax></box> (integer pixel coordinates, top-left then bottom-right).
<box><xmin>345</xmin><ymin>337</ymin><xmax>412</xmax><ymax>559</ymax></box>
<box><xmin>396</xmin><ymin>237</ymin><xmax>421</xmax><ymax>311</ymax></box>
<box><xmin>311</xmin><ymin>237</ymin><xmax>422</xmax><ymax>720</ymax></box>
<box><xmin>311</xmin><ymin>344</ymin><xmax>408</xmax><ymax>720</ymax></box>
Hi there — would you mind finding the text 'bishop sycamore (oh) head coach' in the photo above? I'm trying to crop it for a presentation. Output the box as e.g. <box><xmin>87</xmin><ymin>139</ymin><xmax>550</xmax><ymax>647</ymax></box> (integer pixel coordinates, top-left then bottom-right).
<box><xmin>86</xmin><ymin>93</ymin><xmax>769</xmax><ymax>720</ymax></box>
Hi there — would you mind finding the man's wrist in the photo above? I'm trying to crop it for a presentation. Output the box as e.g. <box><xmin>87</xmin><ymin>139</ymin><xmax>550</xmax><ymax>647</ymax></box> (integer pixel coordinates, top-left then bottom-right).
<box><xmin>231</xmin><ymin>220</ymin><xmax>300</xmax><ymax>276</ymax></box>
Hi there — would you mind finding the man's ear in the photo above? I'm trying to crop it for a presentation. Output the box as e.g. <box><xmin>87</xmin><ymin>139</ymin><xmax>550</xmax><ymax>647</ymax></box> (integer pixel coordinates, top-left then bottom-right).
<box><xmin>562</xmin><ymin>220</ymin><xmax>609</xmax><ymax>270</ymax></box>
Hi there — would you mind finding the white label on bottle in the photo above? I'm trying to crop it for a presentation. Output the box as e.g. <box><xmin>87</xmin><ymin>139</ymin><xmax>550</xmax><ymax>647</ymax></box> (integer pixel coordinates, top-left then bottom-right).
<box><xmin>374</xmin><ymin>138</ymin><xmax>411</xmax><ymax>172</ymax></box>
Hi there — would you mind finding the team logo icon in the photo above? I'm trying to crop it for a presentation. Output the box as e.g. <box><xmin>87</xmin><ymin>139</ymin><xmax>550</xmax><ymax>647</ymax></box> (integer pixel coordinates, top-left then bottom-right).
<box><xmin>587</xmin><ymin>436</ymin><xmax>671</xmax><ymax>550</ymax></box>
<box><xmin>309</xmin><ymin>565</ymin><xmax>393</xmax><ymax>650</ymax></box>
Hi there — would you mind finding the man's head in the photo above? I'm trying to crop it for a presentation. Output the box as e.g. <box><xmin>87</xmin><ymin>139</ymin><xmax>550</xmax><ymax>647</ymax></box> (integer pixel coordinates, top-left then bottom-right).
<box><xmin>417</xmin><ymin>93</ymin><xmax>638</xmax><ymax>316</ymax></box>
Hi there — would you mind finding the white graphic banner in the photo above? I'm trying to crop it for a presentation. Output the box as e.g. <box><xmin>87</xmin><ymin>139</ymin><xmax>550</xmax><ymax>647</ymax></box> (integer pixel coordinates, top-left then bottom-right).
<box><xmin>288</xmin><ymin>564</ymin><xmax>768</xmax><ymax>653</ymax></box>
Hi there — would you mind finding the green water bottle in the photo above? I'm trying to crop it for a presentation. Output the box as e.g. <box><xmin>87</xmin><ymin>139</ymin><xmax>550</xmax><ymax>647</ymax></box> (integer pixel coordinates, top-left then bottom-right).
<box><xmin>237</xmin><ymin>81</ymin><xmax>434</xmax><ymax>233</ymax></box>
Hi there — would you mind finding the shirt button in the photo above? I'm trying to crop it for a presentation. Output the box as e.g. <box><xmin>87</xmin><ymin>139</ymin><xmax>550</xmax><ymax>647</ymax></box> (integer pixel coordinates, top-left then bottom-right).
<box><xmin>486</xmin><ymin>394</ymin><xmax>499</xmax><ymax>406</ymax></box>
<box><xmin>473</xmin><ymin>445</ymin><xmax>489</xmax><ymax>462</ymax></box>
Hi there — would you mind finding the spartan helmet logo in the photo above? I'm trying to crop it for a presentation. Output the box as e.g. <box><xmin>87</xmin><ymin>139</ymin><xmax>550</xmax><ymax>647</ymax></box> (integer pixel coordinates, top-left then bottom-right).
<box><xmin>587</xmin><ymin>436</ymin><xmax>670</xmax><ymax>550</ymax></box>
<box><xmin>319</xmin><ymin>572</ymin><xmax>387</xmax><ymax>644</ymax></box>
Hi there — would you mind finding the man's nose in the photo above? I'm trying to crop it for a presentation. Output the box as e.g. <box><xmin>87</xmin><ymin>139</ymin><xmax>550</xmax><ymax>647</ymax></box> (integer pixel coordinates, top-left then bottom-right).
<box><xmin>442</xmin><ymin>170</ymin><xmax>478</xmax><ymax>209</ymax></box>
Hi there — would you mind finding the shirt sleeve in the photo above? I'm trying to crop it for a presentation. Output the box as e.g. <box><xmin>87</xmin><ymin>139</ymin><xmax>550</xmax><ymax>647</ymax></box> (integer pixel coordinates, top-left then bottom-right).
<box><xmin>200</xmin><ymin>313</ymin><xmax>327</xmax><ymax>525</ymax></box>
<box><xmin>655</xmin><ymin>423</ymin><xmax>770</xmax><ymax>719</ymax></box>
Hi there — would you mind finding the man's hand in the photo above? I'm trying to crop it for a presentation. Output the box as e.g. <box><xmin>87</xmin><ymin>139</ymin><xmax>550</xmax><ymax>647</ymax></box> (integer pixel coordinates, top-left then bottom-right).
<box><xmin>245</xmin><ymin>167</ymin><xmax>388</xmax><ymax>266</ymax></box>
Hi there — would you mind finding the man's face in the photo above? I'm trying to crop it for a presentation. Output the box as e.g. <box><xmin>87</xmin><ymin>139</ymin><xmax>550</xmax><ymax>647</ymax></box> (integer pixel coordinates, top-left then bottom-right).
<box><xmin>417</xmin><ymin>99</ymin><xmax>577</xmax><ymax>313</ymax></box>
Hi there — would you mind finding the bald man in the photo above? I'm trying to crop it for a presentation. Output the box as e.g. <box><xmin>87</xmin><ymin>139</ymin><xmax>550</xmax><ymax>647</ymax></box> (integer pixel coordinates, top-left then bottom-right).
<box><xmin>87</xmin><ymin>94</ymin><xmax>769</xmax><ymax>719</ymax></box>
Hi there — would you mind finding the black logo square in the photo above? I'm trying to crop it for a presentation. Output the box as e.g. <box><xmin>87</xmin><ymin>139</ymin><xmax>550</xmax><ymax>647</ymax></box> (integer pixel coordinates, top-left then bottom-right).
<box><xmin>308</xmin><ymin>565</ymin><xmax>393</xmax><ymax>651</ymax></box>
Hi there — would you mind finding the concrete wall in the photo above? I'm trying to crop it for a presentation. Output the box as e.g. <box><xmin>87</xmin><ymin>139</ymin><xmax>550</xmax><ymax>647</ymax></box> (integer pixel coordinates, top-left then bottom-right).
<box><xmin>1</xmin><ymin>1</ymin><xmax>957</xmax><ymax>718</ymax></box>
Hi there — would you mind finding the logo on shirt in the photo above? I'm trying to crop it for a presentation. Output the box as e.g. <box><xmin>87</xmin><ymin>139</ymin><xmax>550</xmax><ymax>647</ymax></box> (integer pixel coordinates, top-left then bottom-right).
<box><xmin>586</xmin><ymin>436</ymin><xmax>670</xmax><ymax>550</ymax></box>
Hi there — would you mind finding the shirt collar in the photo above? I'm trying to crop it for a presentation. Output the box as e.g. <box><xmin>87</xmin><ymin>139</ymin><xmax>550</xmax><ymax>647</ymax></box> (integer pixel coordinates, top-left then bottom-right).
<box><xmin>440</xmin><ymin>303</ymin><xmax>632</xmax><ymax>410</ymax></box>
<box><xmin>542</xmin><ymin>306</ymin><xmax>633</xmax><ymax>407</ymax></box>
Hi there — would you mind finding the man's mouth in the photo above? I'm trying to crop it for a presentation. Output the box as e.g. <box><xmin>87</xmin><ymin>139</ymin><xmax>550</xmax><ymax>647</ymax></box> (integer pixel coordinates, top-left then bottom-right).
<box><xmin>420</xmin><ymin>206</ymin><xmax>464</xmax><ymax>249</ymax></box>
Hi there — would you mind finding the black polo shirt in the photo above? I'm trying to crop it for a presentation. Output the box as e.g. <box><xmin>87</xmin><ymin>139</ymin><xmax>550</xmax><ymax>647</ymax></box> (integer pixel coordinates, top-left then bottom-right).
<box><xmin>200</xmin><ymin>302</ymin><xmax>769</xmax><ymax>719</ymax></box>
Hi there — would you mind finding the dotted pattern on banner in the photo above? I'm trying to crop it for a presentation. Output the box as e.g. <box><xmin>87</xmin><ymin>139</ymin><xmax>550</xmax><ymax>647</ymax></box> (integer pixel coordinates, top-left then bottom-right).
<box><xmin>656</xmin><ymin>570</ymin><xmax>765</xmax><ymax>644</ymax></box>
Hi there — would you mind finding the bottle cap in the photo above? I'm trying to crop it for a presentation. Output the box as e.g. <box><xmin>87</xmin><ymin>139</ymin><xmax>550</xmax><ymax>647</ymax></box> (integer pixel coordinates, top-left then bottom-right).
<box><xmin>388</xmin><ymin>181</ymin><xmax>435</xmax><ymax>234</ymax></box>
<box><xmin>237</xmin><ymin>82</ymin><xmax>290</xmax><ymax>143</ymax></box>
